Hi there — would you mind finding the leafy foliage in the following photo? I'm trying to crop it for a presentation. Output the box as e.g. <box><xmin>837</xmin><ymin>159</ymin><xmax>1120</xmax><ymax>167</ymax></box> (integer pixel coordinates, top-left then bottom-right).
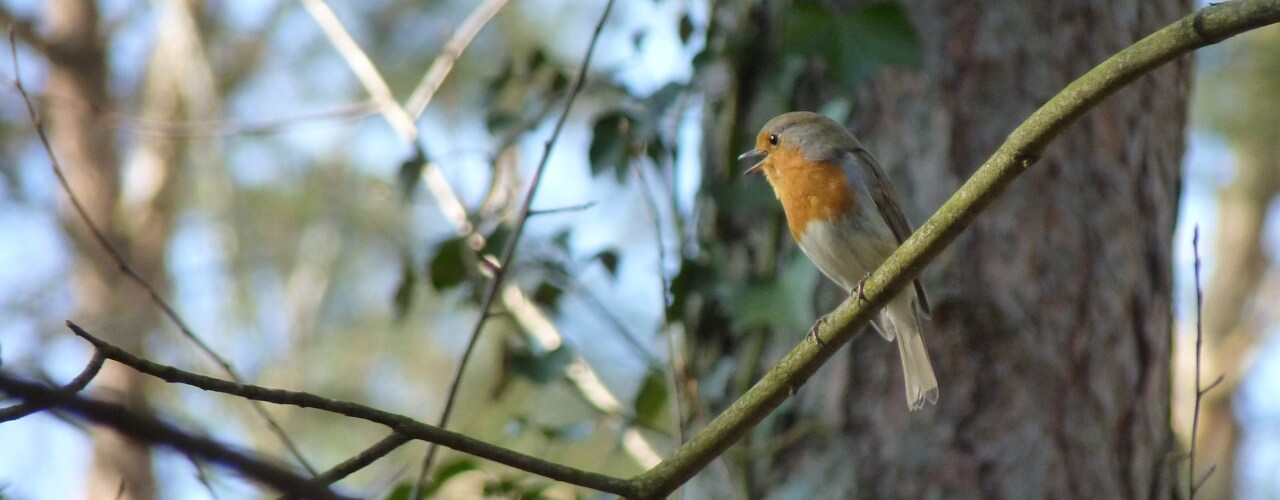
<box><xmin>783</xmin><ymin>1</ymin><xmax>922</xmax><ymax>87</ymax></box>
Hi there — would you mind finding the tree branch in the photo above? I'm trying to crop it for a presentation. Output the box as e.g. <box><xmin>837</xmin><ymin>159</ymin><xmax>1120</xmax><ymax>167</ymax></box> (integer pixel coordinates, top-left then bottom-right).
<box><xmin>404</xmin><ymin>0</ymin><xmax>509</xmax><ymax>119</ymax></box>
<box><xmin>416</xmin><ymin>0</ymin><xmax>617</xmax><ymax>485</ymax></box>
<box><xmin>628</xmin><ymin>1</ymin><xmax>1280</xmax><ymax>497</ymax></box>
<box><xmin>62</xmin><ymin>321</ymin><xmax>637</xmax><ymax>497</ymax></box>
<box><xmin>1</xmin><ymin>8</ymin><xmax>51</xmax><ymax>57</ymax></box>
<box><xmin>0</xmin><ymin>372</ymin><xmax>350</xmax><ymax>500</ymax></box>
<box><xmin>0</xmin><ymin>352</ymin><xmax>105</xmax><ymax>422</ymax></box>
<box><xmin>8</xmin><ymin>28</ymin><xmax>318</xmax><ymax>475</ymax></box>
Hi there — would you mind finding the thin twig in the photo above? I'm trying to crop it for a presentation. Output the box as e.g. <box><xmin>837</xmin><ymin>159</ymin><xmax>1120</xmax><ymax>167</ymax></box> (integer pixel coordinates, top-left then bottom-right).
<box><xmin>62</xmin><ymin>321</ymin><xmax>637</xmax><ymax>497</ymax></box>
<box><xmin>413</xmin><ymin>0</ymin><xmax>618</xmax><ymax>490</ymax></box>
<box><xmin>6</xmin><ymin>29</ymin><xmax>317</xmax><ymax>474</ymax></box>
<box><xmin>404</xmin><ymin>0</ymin><xmax>510</xmax><ymax>119</ymax></box>
<box><xmin>300</xmin><ymin>0</ymin><xmax>659</xmax><ymax>480</ymax></box>
<box><xmin>300</xmin><ymin>0</ymin><xmax>417</xmax><ymax>140</ymax></box>
<box><xmin>109</xmin><ymin>100</ymin><xmax>381</xmax><ymax>138</ymax></box>
<box><xmin>0</xmin><ymin>351</ymin><xmax>105</xmax><ymax>422</ymax></box>
<box><xmin>0</xmin><ymin>372</ymin><xmax>351</xmax><ymax>500</ymax></box>
<box><xmin>527</xmin><ymin>201</ymin><xmax>598</xmax><ymax>216</ymax></box>
<box><xmin>301</xmin><ymin>433</ymin><xmax>412</xmax><ymax>490</ymax></box>
<box><xmin>633</xmin><ymin>160</ymin><xmax>683</xmax><ymax>441</ymax></box>
<box><xmin>1189</xmin><ymin>226</ymin><xmax>1222</xmax><ymax>500</ymax></box>
<box><xmin>637</xmin><ymin>157</ymin><xmax>755</xmax><ymax>499</ymax></box>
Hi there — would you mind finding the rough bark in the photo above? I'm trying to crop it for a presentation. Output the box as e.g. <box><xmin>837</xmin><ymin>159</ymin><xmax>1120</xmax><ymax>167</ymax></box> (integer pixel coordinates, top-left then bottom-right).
<box><xmin>698</xmin><ymin>1</ymin><xmax>1190</xmax><ymax>498</ymax></box>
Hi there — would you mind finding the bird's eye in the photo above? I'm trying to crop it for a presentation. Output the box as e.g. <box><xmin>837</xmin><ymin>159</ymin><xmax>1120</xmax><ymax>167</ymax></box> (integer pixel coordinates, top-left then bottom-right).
<box><xmin>767</xmin><ymin>134</ymin><xmax>778</xmax><ymax>146</ymax></box>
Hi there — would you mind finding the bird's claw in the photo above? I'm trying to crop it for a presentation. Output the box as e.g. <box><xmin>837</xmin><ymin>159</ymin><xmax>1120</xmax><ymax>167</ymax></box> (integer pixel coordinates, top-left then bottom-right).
<box><xmin>852</xmin><ymin>272</ymin><xmax>872</xmax><ymax>303</ymax></box>
<box><xmin>807</xmin><ymin>315</ymin><xmax>828</xmax><ymax>349</ymax></box>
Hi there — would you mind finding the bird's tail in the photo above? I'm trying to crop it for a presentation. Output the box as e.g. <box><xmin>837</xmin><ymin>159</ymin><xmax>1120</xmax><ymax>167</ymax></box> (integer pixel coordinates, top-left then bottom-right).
<box><xmin>881</xmin><ymin>294</ymin><xmax>938</xmax><ymax>410</ymax></box>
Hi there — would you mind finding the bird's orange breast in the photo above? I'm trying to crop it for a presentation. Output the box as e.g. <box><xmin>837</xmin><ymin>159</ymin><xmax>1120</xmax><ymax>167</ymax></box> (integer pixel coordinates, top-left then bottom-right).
<box><xmin>760</xmin><ymin>145</ymin><xmax>858</xmax><ymax>242</ymax></box>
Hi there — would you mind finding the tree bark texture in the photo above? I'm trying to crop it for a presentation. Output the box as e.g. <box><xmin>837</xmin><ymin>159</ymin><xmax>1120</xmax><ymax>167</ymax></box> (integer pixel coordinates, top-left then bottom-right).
<box><xmin>698</xmin><ymin>1</ymin><xmax>1192</xmax><ymax>498</ymax></box>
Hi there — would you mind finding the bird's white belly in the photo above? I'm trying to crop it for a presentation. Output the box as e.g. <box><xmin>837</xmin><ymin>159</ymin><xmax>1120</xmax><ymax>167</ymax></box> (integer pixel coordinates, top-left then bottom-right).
<box><xmin>796</xmin><ymin>216</ymin><xmax>899</xmax><ymax>293</ymax></box>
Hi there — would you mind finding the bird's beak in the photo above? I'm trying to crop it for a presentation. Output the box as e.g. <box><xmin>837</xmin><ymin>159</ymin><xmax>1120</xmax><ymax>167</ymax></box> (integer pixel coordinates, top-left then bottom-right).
<box><xmin>739</xmin><ymin>149</ymin><xmax>766</xmax><ymax>175</ymax></box>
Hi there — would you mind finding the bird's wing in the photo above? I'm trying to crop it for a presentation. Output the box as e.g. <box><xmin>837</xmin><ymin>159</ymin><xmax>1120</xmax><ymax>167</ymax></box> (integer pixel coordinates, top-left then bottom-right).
<box><xmin>851</xmin><ymin>148</ymin><xmax>931</xmax><ymax>316</ymax></box>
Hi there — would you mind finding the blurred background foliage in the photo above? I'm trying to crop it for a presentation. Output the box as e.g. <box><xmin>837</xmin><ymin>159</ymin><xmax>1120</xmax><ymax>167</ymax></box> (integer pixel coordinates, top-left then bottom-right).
<box><xmin>0</xmin><ymin>0</ymin><xmax>1276</xmax><ymax>498</ymax></box>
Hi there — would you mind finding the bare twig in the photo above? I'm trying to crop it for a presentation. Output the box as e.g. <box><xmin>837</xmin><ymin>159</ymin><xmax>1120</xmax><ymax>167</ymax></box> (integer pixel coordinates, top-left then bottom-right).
<box><xmin>0</xmin><ymin>352</ymin><xmax>105</xmax><ymax>422</ymax></box>
<box><xmin>62</xmin><ymin>321</ymin><xmax>636</xmax><ymax>497</ymax></box>
<box><xmin>300</xmin><ymin>0</ymin><xmax>660</xmax><ymax>480</ymax></box>
<box><xmin>6</xmin><ymin>29</ymin><xmax>317</xmax><ymax>474</ymax></box>
<box><xmin>404</xmin><ymin>0</ymin><xmax>510</xmax><ymax>119</ymax></box>
<box><xmin>0</xmin><ymin>8</ymin><xmax>50</xmax><ymax>56</ymax></box>
<box><xmin>108</xmin><ymin>100</ymin><xmax>381</xmax><ymax>138</ymax></box>
<box><xmin>0</xmin><ymin>372</ymin><xmax>351</xmax><ymax>500</ymax></box>
<box><xmin>414</xmin><ymin>0</ymin><xmax>618</xmax><ymax>488</ymax></box>
<box><xmin>527</xmin><ymin>201</ymin><xmax>598</xmax><ymax>216</ymax></box>
<box><xmin>1189</xmin><ymin>226</ymin><xmax>1223</xmax><ymax>499</ymax></box>
<box><xmin>300</xmin><ymin>0</ymin><xmax>417</xmax><ymax>140</ymax></box>
<box><xmin>302</xmin><ymin>433</ymin><xmax>411</xmax><ymax>490</ymax></box>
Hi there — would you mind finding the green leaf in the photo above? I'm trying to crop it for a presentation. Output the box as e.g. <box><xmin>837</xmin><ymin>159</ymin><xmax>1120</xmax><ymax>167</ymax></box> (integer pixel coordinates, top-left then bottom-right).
<box><xmin>509</xmin><ymin>346</ymin><xmax>573</xmax><ymax>384</ymax></box>
<box><xmin>726</xmin><ymin>252</ymin><xmax>820</xmax><ymax>333</ymax></box>
<box><xmin>532</xmin><ymin>281</ymin><xmax>564</xmax><ymax>308</ymax></box>
<box><xmin>383</xmin><ymin>458</ymin><xmax>481</xmax><ymax>499</ymax></box>
<box><xmin>633</xmin><ymin>369</ymin><xmax>668</xmax><ymax>428</ymax></box>
<box><xmin>668</xmin><ymin>257</ymin><xmax>711</xmax><ymax>320</ymax></box>
<box><xmin>396</xmin><ymin>147</ymin><xmax>428</xmax><ymax>200</ymax></box>
<box><xmin>847</xmin><ymin>2</ymin><xmax>922</xmax><ymax>71</ymax></box>
<box><xmin>483</xmin><ymin>476</ymin><xmax>522</xmax><ymax>496</ymax></box>
<box><xmin>588</xmin><ymin>111</ymin><xmax>636</xmax><ymax>182</ymax></box>
<box><xmin>518</xmin><ymin>484</ymin><xmax>552</xmax><ymax>500</ymax></box>
<box><xmin>392</xmin><ymin>257</ymin><xmax>417</xmax><ymax>322</ymax></box>
<box><xmin>483</xmin><ymin>225</ymin><xmax>511</xmax><ymax>255</ymax></box>
<box><xmin>485</xmin><ymin>109</ymin><xmax>518</xmax><ymax>133</ymax></box>
<box><xmin>431</xmin><ymin>458</ymin><xmax>480</xmax><ymax>489</ymax></box>
<box><xmin>679</xmin><ymin>13</ymin><xmax>695</xmax><ymax>45</ymax></box>
<box><xmin>595</xmin><ymin>249</ymin><xmax>620</xmax><ymax>278</ymax></box>
<box><xmin>536</xmin><ymin>420</ymin><xmax>593</xmax><ymax>441</ymax></box>
<box><xmin>428</xmin><ymin>237</ymin><xmax>469</xmax><ymax>290</ymax></box>
<box><xmin>783</xmin><ymin>1</ymin><xmax>921</xmax><ymax>88</ymax></box>
<box><xmin>550</xmin><ymin>229</ymin><xmax>572</xmax><ymax>251</ymax></box>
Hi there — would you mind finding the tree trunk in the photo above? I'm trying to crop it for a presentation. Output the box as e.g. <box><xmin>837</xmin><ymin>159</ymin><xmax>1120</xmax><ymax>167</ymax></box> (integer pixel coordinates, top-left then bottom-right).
<box><xmin>44</xmin><ymin>0</ymin><xmax>180</xmax><ymax>497</ymax></box>
<box><xmin>695</xmin><ymin>1</ymin><xmax>1191</xmax><ymax>498</ymax></box>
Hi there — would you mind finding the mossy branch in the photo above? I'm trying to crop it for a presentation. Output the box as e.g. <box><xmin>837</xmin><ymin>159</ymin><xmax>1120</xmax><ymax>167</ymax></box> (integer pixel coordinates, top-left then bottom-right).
<box><xmin>629</xmin><ymin>1</ymin><xmax>1280</xmax><ymax>497</ymax></box>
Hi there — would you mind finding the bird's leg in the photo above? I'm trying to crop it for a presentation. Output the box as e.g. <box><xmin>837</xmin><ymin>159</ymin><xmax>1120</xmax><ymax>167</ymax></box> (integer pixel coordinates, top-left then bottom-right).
<box><xmin>851</xmin><ymin>272</ymin><xmax>872</xmax><ymax>303</ymax></box>
<box><xmin>807</xmin><ymin>313</ymin><xmax>828</xmax><ymax>348</ymax></box>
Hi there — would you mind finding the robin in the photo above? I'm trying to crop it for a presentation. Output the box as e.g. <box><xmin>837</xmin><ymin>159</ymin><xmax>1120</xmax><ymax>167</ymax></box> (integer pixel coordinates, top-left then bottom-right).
<box><xmin>740</xmin><ymin>111</ymin><xmax>938</xmax><ymax>410</ymax></box>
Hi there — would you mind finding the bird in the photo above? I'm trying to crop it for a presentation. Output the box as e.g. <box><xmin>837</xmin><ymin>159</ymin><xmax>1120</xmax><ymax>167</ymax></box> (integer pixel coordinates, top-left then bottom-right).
<box><xmin>739</xmin><ymin>111</ymin><xmax>938</xmax><ymax>410</ymax></box>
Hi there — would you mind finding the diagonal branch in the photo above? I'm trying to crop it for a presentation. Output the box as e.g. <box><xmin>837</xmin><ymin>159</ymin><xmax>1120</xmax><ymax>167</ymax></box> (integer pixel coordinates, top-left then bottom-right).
<box><xmin>0</xmin><ymin>351</ymin><xmax>105</xmax><ymax>422</ymax></box>
<box><xmin>404</xmin><ymin>0</ymin><xmax>509</xmax><ymax>119</ymax></box>
<box><xmin>301</xmin><ymin>0</ymin><xmax>661</xmax><ymax>480</ymax></box>
<box><xmin>299</xmin><ymin>0</ymin><xmax>417</xmax><ymax>140</ymax></box>
<box><xmin>62</xmin><ymin>321</ymin><xmax>637</xmax><ymax>497</ymax></box>
<box><xmin>0</xmin><ymin>372</ymin><xmax>350</xmax><ymax>500</ymax></box>
<box><xmin>628</xmin><ymin>1</ymin><xmax>1280</xmax><ymax>497</ymax></box>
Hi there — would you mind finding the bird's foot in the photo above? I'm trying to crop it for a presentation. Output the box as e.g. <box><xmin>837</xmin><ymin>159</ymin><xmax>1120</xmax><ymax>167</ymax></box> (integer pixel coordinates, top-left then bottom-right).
<box><xmin>851</xmin><ymin>272</ymin><xmax>872</xmax><ymax>303</ymax></box>
<box><xmin>807</xmin><ymin>314</ymin><xmax>828</xmax><ymax>349</ymax></box>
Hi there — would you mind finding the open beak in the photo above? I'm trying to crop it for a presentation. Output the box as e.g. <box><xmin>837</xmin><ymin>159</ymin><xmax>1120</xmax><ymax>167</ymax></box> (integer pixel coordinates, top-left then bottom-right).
<box><xmin>739</xmin><ymin>149</ymin><xmax>766</xmax><ymax>175</ymax></box>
